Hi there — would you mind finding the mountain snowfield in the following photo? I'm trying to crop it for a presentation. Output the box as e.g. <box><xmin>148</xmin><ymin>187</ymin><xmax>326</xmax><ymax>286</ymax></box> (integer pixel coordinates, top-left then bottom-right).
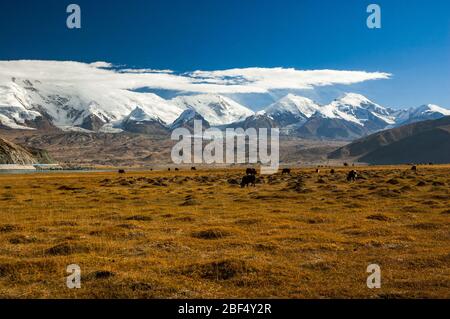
<box><xmin>0</xmin><ymin>82</ymin><xmax>42</xmax><ymax>129</ymax></box>
<box><xmin>327</xmin><ymin>93</ymin><xmax>396</xmax><ymax>126</ymax></box>
<box><xmin>393</xmin><ymin>104</ymin><xmax>450</xmax><ymax>126</ymax></box>
<box><xmin>261</xmin><ymin>92</ymin><xmax>396</xmax><ymax>128</ymax></box>
<box><xmin>0</xmin><ymin>78</ymin><xmax>184</xmax><ymax>130</ymax></box>
<box><xmin>258</xmin><ymin>93</ymin><xmax>449</xmax><ymax>138</ymax></box>
<box><xmin>0</xmin><ymin>67</ymin><xmax>449</xmax><ymax>140</ymax></box>
<box><xmin>260</xmin><ymin>94</ymin><xmax>321</xmax><ymax>126</ymax></box>
<box><xmin>170</xmin><ymin>94</ymin><xmax>254</xmax><ymax>126</ymax></box>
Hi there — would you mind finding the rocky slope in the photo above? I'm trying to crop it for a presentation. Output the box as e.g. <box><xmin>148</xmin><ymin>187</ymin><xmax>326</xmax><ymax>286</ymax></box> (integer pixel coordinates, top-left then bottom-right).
<box><xmin>0</xmin><ymin>137</ymin><xmax>38</xmax><ymax>164</ymax></box>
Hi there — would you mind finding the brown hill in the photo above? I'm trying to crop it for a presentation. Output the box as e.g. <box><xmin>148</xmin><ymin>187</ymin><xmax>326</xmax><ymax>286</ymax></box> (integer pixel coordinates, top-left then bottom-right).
<box><xmin>328</xmin><ymin>116</ymin><xmax>450</xmax><ymax>164</ymax></box>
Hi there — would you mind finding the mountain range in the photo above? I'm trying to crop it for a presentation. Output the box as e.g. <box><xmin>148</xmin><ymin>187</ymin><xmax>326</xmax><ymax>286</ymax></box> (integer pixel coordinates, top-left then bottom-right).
<box><xmin>1</xmin><ymin>77</ymin><xmax>449</xmax><ymax>141</ymax></box>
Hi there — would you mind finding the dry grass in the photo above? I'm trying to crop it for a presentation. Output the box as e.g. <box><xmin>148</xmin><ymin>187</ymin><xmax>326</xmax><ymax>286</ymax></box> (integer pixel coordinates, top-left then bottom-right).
<box><xmin>0</xmin><ymin>165</ymin><xmax>449</xmax><ymax>298</ymax></box>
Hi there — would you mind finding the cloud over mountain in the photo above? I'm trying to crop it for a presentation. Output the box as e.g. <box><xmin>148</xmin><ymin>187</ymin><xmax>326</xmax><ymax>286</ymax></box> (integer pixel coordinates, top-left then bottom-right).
<box><xmin>7</xmin><ymin>60</ymin><xmax>448</xmax><ymax>141</ymax></box>
<box><xmin>188</xmin><ymin>68</ymin><xmax>391</xmax><ymax>91</ymax></box>
<box><xmin>0</xmin><ymin>60</ymin><xmax>391</xmax><ymax>95</ymax></box>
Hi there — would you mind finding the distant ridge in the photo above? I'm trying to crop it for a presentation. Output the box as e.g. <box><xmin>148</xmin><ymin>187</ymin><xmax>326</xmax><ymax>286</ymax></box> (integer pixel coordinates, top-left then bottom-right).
<box><xmin>328</xmin><ymin>116</ymin><xmax>450</xmax><ymax>164</ymax></box>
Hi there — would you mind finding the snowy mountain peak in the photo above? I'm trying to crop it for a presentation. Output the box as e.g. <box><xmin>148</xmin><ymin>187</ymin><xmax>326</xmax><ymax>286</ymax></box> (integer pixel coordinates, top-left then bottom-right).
<box><xmin>337</xmin><ymin>93</ymin><xmax>373</xmax><ymax>106</ymax></box>
<box><xmin>414</xmin><ymin>104</ymin><xmax>450</xmax><ymax>115</ymax></box>
<box><xmin>262</xmin><ymin>94</ymin><xmax>321</xmax><ymax>126</ymax></box>
<box><xmin>125</xmin><ymin>106</ymin><xmax>158</xmax><ymax>122</ymax></box>
<box><xmin>170</xmin><ymin>94</ymin><xmax>254</xmax><ymax>126</ymax></box>
<box><xmin>313</xmin><ymin>104</ymin><xmax>361</xmax><ymax>124</ymax></box>
<box><xmin>266</xmin><ymin>94</ymin><xmax>318</xmax><ymax>113</ymax></box>
<box><xmin>333</xmin><ymin>93</ymin><xmax>386</xmax><ymax>112</ymax></box>
<box><xmin>394</xmin><ymin>103</ymin><xmax>450</xmax><ymax>126</ymax></box>
<box><xmin>329</xmin><ymin>93</ymin><xmax>395</xmax><ymax>126</ymax></box>
<box><xmin>170</xmin><ymin>108</ymin><xmax>210</xmax><ymax>130</ymax></box>
<box><xmin>0</xmin><ymin>81</ymin><xmax>41</xmax><ymax>129</ymax></box>
<box><xmin>121</xmin><ymin>106</ymin><xmax>169</xmax><ymax>135</ymax></box>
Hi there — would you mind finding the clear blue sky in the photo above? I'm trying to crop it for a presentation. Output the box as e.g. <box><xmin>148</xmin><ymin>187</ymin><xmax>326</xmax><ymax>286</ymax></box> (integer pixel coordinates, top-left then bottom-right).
<box><xmin>0</xmin><ymin>0</ymin><xmax>449</xmax><ymax>109</ymax></box>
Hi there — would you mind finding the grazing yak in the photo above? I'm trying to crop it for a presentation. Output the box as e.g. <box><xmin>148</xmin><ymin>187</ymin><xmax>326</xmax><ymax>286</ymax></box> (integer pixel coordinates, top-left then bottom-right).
<box><xmin>175</xmin><ymin>168</ymin><xmax>179</xmax><ymax>171</ymax></box>
<box><xmin>282</xmin><ymin>168</ymin><xmax>291</xmax><ymax>175</ymax></box>
<box><xmin>347</xmin><ymin>170</ymin><xmax>358</xmax><ymax>182</ymax></box>
<box><xmin>118</xmin><ymin>169</ymin><xmax>126</xmax><ymax>174</ymax></box>
<box><xmin>411</xmin><ymin>165</ymin><xmax>417</xmax><ymax>172</ymax></box>
<box><xmin>246</xmin><ymin>168</ymin><xmax>257</xmax><ymax>175</ymax></box>
<box><xmin>191</xmin><ymin>167</ymin><xmax>197</xmax><ymax>171</ymax></box>
<box><xmin>330</xmin><ymin>169</ymin><xmax>335</xmax><ymax>174</ymax></box>
<box><xmin>241</xmin><ymin>174</ymin><xmax>256</xmax><ymax>188</ymax></box>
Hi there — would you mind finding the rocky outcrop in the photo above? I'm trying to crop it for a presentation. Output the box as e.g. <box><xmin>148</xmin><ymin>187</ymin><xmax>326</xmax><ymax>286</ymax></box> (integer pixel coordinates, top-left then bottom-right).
<box><xmin>0</xmin><ymin>136</ymin><xmax>54</xmax><ymax>164</ymax></box>
<box><xmin>0</xmin><ymin>137</ymin><xmax>37</xmax><ymax>164</ymax></box>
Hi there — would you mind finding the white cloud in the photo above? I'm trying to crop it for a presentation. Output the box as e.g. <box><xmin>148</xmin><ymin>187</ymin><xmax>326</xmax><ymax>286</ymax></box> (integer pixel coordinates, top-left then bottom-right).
<box><xmin>117</xmin><ymin>68</ymin><xmax>175</xmax><ymax>74</ymax></box>
<box><xmin>0</xmin><ymin>60</ymin><xmax>391</xmax><ymax>94</ymax></box>
<box><xmin>189</xmin><ymin>67</ymin><xmax>391</xmax><ymax>91</ymax></box>
<box><xmin>89</xmin><ymin>61</ymin><xmax>113</xmax><ymax>68</ymax></box>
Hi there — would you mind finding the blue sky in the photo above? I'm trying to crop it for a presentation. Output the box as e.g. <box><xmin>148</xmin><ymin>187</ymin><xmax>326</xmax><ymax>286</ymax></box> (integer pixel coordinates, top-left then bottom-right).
<box><xmin>0</xmin><ymin>0</ymin><xmax>449</xmax><ymax>109</ymax></box>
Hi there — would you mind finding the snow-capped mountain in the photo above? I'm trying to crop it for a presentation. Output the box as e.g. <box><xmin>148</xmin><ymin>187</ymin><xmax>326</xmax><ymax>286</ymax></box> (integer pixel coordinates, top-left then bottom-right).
<box><xmin>0</xmin><ymin>66</ymin><xmax>449</xmax><ymax>141</ymax></box>
<box><xmin>256</xmin><ymin>93</ymin><xmax>400</xmax><ymax>139</ymax></box>
<box><xmin>0</xmin><ymin>78</ymin><xmax>253</xmax><ymax>132</ymax></box>
<box><xmin>326</xmin><ymin>93</ymin><xmax>396</xmax><ymax>128</ymax></box>
<box><xmin>261</xmin><ymin>94</ymin><xmax>321</xmax><ymax>126</ymax></box>
<box><xmin>170</xmin><ymin>108</ymin><xmax>210</xmax><ymax>130</ymax></box>
<box><xmin>257</xmin><ymin>93</ymin><xmax>449</xmax><ymax>140</ymax></box>
<box><xmin>170</xmin><ymin>94</ymin><xmax>254</xmax><ymax>126</ymax></box>
<box><xmin>124</xmin><ymin>106</ymin><xmax>161</xmax><ymax>123</ymax></box>
<box><xmin>0</xmin><ymin>77</ymin><xmax>184</xmax><ymax>131</ymax></box>
<box><xmin>0</xmin><ymin>81</ymin><xmax>42</xmax><ymax>129</ymax></box>
<box><xmin>120</xmin><ymin>106</ymin><xmax>169</xmax><ymax>135</ymax></box>
<box><xmin>394</xmin><ymin>104</ymin><xmax>450</xmax><ymax>126</ymax></box>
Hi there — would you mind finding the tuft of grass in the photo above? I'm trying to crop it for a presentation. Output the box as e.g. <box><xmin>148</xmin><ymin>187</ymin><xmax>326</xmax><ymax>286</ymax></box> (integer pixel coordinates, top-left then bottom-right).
<box><xmin>366</xmin><ymin>214</ymin><xmax>392</xmax><ymax>222</ymax></box>
<box><xmin>45</xmin><ymin>243</ymin><xmax>90</xmax><ymax>256</ymax></box>
<box><xmin>191</xmin><ymin>228</ymin><xmax>231</xmax><ymax>240</ymax></box>
<box><xmin>181</xmin><ymin>259</ymin><xmax>255</xmax><ymax>280</ymax></box>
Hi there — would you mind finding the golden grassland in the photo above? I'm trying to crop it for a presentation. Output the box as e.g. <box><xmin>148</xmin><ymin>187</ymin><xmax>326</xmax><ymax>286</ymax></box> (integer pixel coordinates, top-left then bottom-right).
<box><xmin>0</xmin><ymin>165</ymin><xmax>449</xmax><ymax>298</ymax></box>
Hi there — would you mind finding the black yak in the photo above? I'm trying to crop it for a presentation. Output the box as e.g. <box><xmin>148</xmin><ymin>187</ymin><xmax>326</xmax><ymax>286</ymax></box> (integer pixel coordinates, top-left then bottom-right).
<box><xmin>282</xmin><ymin>168</ymin><xmax>291</xmax><ymax>175</ymax></box>
<box><xmin>241</xmin><ymin>174</ymin><xmax>256</xmax><ymax>188</ymax></box>
<box><xmin>347</xmin><ymin>170</ymin><xmax>358</xmax><ymax>182</ymax></box>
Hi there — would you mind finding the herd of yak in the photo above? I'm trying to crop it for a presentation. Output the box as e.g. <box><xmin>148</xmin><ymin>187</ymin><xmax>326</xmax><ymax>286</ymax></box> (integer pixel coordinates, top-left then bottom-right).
<box><xmin>239</xmin><ymin>167</ymin><xmax>358</xmax><ymax>187</ymax></box>
<box><xmin>118</xmin><ymin>165</ymin><xmax>419</xmax><ymax>188</ymax></box>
